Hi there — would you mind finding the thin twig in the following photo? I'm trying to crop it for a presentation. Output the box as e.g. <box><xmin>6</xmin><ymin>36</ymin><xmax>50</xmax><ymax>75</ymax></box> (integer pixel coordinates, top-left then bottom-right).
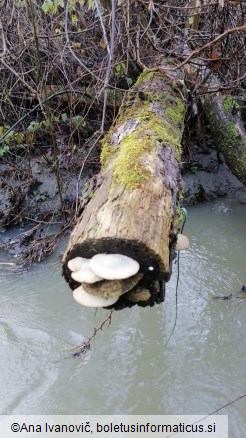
<box><xmin>65</xmin><ymin>310</ymin><xmax>115</xmax><ymax>357</ymax></box>
<box><xmin>75</xmin><ymin>131</ymin><xmax>103</xmax><ymax>219</ymax></box>
<box><xmin>0</xmin><ymin>58</ymin><xmax>38</xmax><ymax>97</ymax></box>
<box><xmin>170</xmin><ymin>24</ymin><xmax>246</xmax><ymax>71</ymax></box>
<box><xmin>0</xmin><ymin>18</ymin><xmax>7</xmax><ymax>58</ymax></box>
<box><xmin>99</xmin><ymin>0</ymin><xmax>116</xmax><ymax>133</ymax></box>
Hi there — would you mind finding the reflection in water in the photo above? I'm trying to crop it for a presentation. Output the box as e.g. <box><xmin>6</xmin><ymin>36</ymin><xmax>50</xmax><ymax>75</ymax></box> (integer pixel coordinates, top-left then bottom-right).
<box><xmin>0</xmin><ymin>200</ymin><xmax>245</xmax><ymax>437</ymax></box>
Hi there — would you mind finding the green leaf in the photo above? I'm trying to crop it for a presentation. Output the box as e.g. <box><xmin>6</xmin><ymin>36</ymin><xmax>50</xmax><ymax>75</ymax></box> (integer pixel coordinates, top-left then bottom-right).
<box><xmin>72</xmin><ymin>115</ymin><xmax>85</xmax><ymax>127</ymax></box>
<box><xmin>42</xmin><ymin>0</ymin><xmax>53</xmax><ymax>14</ymax></box>
<box><xmin>61</xmin><ymin>113</ymin><xmax>67</xmax><ymax>122</ymax></box>
<box><xmin>4</xmin><ymin>130</ymin><xmax>15</xmax><ymax>141</ymax></box>
<box><xmin>126</xmin><ymin>77</ymin><xmax>133</xmax><ymax>87</ymax></box>
<box><xmin>55</xmin><ymin>0</ymin><xmax>64</xmax><ymax>7</ymax></box>
<box><xmin>15</xmin><ymin>133</ymin><xmax>24</xmax><ymax>144</ymax></box>
<box><xmin>115</xmin><ymin>63</ymin><xmax>125</xmax><ymax>79</ymax></box>
<box><xmin>51</xmin><ymin>4</ymin><xmax>58</xmax><ymax>14</ymax></box>
<box><xmin>39</xmin><ymin>194</ymin><xmax>47</xmax><ymax>201</ymax></box>
<box><xmin>27</xmin><ymin>121</ymin><xmax>39</xmax><ymax>132</ymax></box>
<box><xmin>0</xmin><ymin>145</ymin><xmax>9</xmax><ymax>157</ymax></box>
<box><xmin>71</xmin><ymin>14</ymin><xmax>78</xmax><ymax>25</ymax></box>
<box><xmin>43</xmin><ymin>119</ymin><xmax>51</xmax><ymax>128</ymax></box>
<box><xmin>87</xmin><ymin>0</ymin><xmax>94</xmax><ymax>9</ymax></box>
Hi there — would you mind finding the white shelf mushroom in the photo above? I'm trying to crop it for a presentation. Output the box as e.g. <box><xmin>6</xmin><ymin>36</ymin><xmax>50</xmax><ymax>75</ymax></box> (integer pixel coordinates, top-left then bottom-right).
<box><xmin>71</xmin><ymin>260</ymin><xmax>103</xmax><ymax>283</ymax></box>
<box><xmin>73</xmin><ymin>285</ymin><xmax>118</xmax><ymax>308</ymax></box>
<box><xmin>68</xmin><ymin>257</ymin><xmax>88</xmax><ymax>272</ymax></box>
<box><xmin>175</xmin><ymin>234</ymin><xmax>190</xmax><ymax>251</ymax></box>
<box><xmin>89</xmin><ymin>253</ymin><xmax>140</xmax><ymax>280</ymax></box>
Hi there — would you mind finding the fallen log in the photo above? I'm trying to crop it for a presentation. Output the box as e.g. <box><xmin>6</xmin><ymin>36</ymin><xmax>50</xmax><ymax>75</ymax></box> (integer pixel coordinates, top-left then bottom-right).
<box><xmin>62</xmin><ymin>71</ymin><xmax>186</xmax><ymax>310</ymax></box>
<box><xmin>204</xmin><ymin>94</ymin><xmax>246</xmax><ymax>185</ymax></box>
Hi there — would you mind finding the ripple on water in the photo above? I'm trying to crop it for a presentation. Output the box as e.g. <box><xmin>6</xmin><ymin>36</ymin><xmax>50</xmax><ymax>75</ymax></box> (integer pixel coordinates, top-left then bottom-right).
<box><xmin>0</xmin><ymin>314</ymin><xmax>91</xmax><ymax>414</ymax></box>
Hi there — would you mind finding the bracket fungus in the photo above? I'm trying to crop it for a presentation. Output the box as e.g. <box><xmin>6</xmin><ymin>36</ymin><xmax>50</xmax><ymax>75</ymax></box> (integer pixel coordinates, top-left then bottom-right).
<box><xmin>89</xmin><ymin>253</ymin><xmax>140</xmax><ymax>280</ymax></box>
<box><xmin>63</xmin><ymin>237</ymin><xmax>187</xmax><ymax>309</ymax></box>
<box><xmin>63</xmin><ymin>249</ymin><xmax>166</xmax><ymax>310</ymax></box>
<box><xmin>175</xmin><ymin>234</ymin><xmax>190</xmax><ymax>251</ymax></box>
<box><xmin>71</xmin><ymin>259</ymin><xmax>103</xmax><ymax>284</ymax></box>
<box><xmin>82</xmin><ymin>272</ymin><xmax>143</xmax><ymax>299</ymax></box>
<box><xmin>73</xmin><ymin>285</ymin><xmax>119</xmax><ymax>308</ymax></box>
<box><xmin>126</xmin><ymin>287</ymin><xmax>151</xmax><ymax>303</ymax></box>
<box><xmin>67</xmin><ymin>256</ymin><xmax>88</xmax><ymax>272</ymax></box>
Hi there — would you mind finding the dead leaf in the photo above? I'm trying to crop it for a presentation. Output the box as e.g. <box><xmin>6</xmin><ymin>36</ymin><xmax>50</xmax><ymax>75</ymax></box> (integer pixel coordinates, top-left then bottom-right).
<box><xmin>99</xmin><ymin>38</ymin><xmax>107</xmax><ymax>49</ymax></box>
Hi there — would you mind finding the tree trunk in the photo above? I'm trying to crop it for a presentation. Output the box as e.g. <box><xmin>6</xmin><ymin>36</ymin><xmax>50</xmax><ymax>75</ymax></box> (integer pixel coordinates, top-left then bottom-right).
<box><xmin>203</xmin><ymin>94</ymin><xmax>246</xmax><ymax>185</ymax></box>
<box><xmin>62</xmin><ymin>71</ymin><xmax>186</xmax><ymax>310</ymax></box>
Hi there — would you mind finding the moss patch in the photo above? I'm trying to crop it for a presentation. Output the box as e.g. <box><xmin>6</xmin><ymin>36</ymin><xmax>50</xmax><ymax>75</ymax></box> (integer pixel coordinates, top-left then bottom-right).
<box><xmin>172</xmin><ymin>204</ymin><xmax>185</xmax><ymax>231</ymax></box>
<box><xmin>101</xmin><ymin>71</ymin><xmax>185</xmax><ymax>188</ymax></box>
<box><xmin>134</xmin><ymin>71</ymin><xmax>159</xmax><ymax>88</ymax></box>
<box><xmin>165</xmin><ymin>97</ymin><xmax>186</xmax><ymax>128</ymax></box>
<box><xmin>223</xmin><ymin>96</ymin><xmax>240</xmax><ymax>114</ymax></box>
<box><xmin>101</xmin><ymin>136</ymin><xmax>114</xmax><ymax>168</ymax></box>
<box><xmin>228</xmin><ymin>121</ymin><xmax>238</xmax><ymax>137</ymax></box>
<box><xmin>223</xmin><ymin>96</ymin><xmax>234</xmax><ymax>113</ymax></box>
<box><xmin>112</xmin><ymin>131</ymin><xmax>151</xmax><ymax>188</ymax></box>
<box><xmin>102</xmin><ymin>114</ymin><xmax>182</xmax><ymax>188</ymax></box>
<box><xmin>205</xmin><ymin>98</ymin><xmax>246</xmax><ymax>183</ymax></box>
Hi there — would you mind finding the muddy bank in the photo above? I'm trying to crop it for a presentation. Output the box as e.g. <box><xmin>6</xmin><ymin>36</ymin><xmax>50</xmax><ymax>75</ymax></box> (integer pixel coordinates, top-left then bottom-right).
<box><xmin>0</xmin><ymin>141</ymin><xmax>100</xmax><ymax>268</ymax></box>
<box><xmin>183</xmin><ymin>146</ymin><xmax>246</xmax><ymax>205</ymax></box>
<box><xmin>0</xmin><ymin>144</ymin><xmax>100</xmax><ymax>231</ymax></box>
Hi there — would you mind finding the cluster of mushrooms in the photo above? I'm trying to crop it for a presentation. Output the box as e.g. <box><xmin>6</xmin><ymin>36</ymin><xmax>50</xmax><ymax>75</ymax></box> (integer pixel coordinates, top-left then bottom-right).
<box><xmin>68</xmin><ymin>234</ymin><xmax>189</xmax><ymax>309</ymax></box>
<box><xmin>68</xmin><ymin>253</ymin><xmax>143</xmax><ymax>308</ymax></box>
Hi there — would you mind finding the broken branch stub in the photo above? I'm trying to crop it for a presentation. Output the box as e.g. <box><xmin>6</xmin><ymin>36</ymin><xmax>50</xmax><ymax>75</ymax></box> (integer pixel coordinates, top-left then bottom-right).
<box><xmin>62</xmin><ymin>71</ymin><xmax>186</xmax><ymax>309</ymax></box>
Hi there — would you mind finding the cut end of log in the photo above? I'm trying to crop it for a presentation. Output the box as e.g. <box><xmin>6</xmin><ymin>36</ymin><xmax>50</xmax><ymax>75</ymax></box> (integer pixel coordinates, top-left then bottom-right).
<box><xmin>63</xmin><ymin>237</ymin><xmax>170</xmax><ymax>282</ymax></box>
<box><xmin>62</xmin><ymin>239</ymin><xmax>168</xmax><ymax>310</ymax></box>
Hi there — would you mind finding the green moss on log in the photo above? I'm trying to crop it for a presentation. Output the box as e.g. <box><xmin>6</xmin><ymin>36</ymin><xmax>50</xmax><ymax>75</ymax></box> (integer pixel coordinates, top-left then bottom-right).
<box><xmin>165</xmin><ymin>97</ymin><xmax>185</xmax><ymax>128</ymax></box>
<box><xmin>101</xmin><ymin>71</ymin><xmax>185</xmax><ymax>189</ymax></box>
<box><xmin>223</xmin><ymin>96</ymin><xmax>234</xmax><ymax>113</ymax></box>
<box><xmin>205</xmin><ymin>98</ymin><xmax>246</xmax><ymax>184</ymax></box>
<box><xmin>134</xmin><ymin>70</ymin><xmax>157</xmax><ymax>87</ymax></box>
<box><xmin>223</xmin><ymin>96</ymin><xmax>240</xmax><ymax>114</ymax></box>
<box><xmin>112</xmin><ymin>131</ymin><xmax>151</xmax><ymax>187</ymax></box>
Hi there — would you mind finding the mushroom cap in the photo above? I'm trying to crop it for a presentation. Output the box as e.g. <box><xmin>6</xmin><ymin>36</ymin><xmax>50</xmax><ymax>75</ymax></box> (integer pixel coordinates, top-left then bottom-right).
<box><xmin>175</xmin><ymin>234</ymin><xmax>190</xmax><ymax>251</ymax></box>
<box><xmin>71</xmin><ymin>260</ymin><xmax>103</xmax><ymax>283</ymax></box>
<box><xmin>126</xmin><ymin>287</ymin><xmax>151</xmax><ymax>303</ymax></box>
<box><xmin>89</xmin><ymin>253</ymin><xmax>140</xmax><ymax>280</ymax></box>
<box><xmin>68</xmin><ymin>257</ymin><xmax>89</xmax><ymax>272</ymax></box>
<box><xmin>83</xmin><ymin>272</ymin><xmax>143</xmax><ymax>298</ymax></box>
<box><xmin>73</xmin><ymin>286</ymin><xmax>118</xmax><ymax>308</ymax></box>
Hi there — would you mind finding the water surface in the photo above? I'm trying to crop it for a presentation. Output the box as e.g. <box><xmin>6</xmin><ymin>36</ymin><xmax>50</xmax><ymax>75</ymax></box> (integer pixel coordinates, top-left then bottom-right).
<box><xmin>0</xmin><ymin>199</ymin><xmax>245</xmax><ymax>437</ymax></box>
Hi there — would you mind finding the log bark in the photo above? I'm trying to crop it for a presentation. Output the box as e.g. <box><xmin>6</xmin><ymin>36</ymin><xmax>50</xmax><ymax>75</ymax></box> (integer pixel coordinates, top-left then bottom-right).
<box><xmin>62</xmin><ymin>71</ymin><xmax>186</xmax><ymax>309</ymax></box>
<box><xmin>204</xmin><ymin>94</ymin><xmax>246</xmax><ymax>185</ymax></box>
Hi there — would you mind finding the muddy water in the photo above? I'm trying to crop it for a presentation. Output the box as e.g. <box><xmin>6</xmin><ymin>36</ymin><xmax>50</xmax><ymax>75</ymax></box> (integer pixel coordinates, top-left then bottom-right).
<box><xmin>0</xmin><ymin>199</ymin><xmax>245</xmax><ymax>437</ymax></box>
